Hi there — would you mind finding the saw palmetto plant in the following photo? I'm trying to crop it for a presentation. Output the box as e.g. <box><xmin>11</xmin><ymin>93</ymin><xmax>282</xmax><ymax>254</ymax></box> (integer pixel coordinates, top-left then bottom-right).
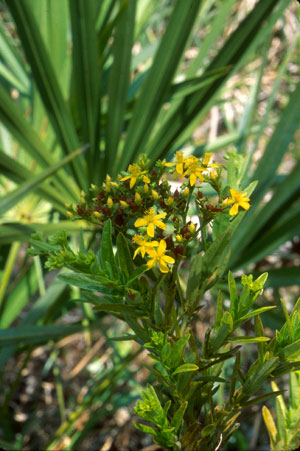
<box><xmin>0</xmin><ymin>0</ymin><xmax>299</xmax><ymax>449</ymax></box>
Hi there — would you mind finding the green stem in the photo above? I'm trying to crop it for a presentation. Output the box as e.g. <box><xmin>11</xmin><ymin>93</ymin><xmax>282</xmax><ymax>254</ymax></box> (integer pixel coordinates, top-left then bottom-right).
<box><xmin>0</xmin><ymin>241</ymin><xmax>20</xmax><ymax>314</ymax></box>
<box><xmin>164</xmin><ymin>260</ymin><xmax>180</xmax><ymax>329</ymax></box>
<box><xmin>33</xmin><ymin>255</ymin><xmax>46</xmax><ymax>297</ymax></box>
<box><xmin>151</xmin><ymin>273</ymin><xmax>165</xmax><ymax>322</ymax></box>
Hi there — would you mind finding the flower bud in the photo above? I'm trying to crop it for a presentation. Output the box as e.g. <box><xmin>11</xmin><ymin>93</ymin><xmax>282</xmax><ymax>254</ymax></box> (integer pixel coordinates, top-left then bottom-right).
<box><xmin>143</xmin><ymin>183</ymin><xmax>149</xmax><ymax>193</ymax></box>
<box><xmin>93</xmin><ymin>211</ymin><xmax>102</xmax><ymax>218</ymax></box>
<box><xmin>188</xmin><ymin>222</ymin><xmax>196</xmax><ymax>233</ymax></box>
<box><xmin>135</xmin><ymin>192</ymin><xmax>142</xmax><ymax>204</ymax></box>
<box><xmin>107</xmin><ymin>197</ymin><xmax>113</xmax><ymax>208</ymax></box>
<box><xmin>175</xmin><ymin>234</ymin><xmax>183</xmax><ymax>242</ymax></box>
<box><xmin>120</xmin><ymin>200</ymin><xmax>129</xmax><ymax>208</ymax></box>
<box><xmin>152</xmin><ymin>190</ymin><xmax>159</xmax><ymax>200</ymax></box>
<box><xmin>166</xmin><ymin>196</ymin><xmax>174</xmax><ymax>206</ymax></box>
<box><xmin>182</xmin><ymin>187</ymin><xmax>190</xmax><ymax>197</ymax></box>
<box><xmin>66</xmin><ymin>211</ymin><xmax>73</xmax><ymax>218</ymax></box>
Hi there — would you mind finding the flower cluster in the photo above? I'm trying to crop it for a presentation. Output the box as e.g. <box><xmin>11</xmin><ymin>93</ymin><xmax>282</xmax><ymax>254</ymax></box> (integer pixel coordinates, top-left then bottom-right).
<box><xmin>65</xmin><ymin>153</ymin><xmax>250</xmax><ymax>273</ymax></box>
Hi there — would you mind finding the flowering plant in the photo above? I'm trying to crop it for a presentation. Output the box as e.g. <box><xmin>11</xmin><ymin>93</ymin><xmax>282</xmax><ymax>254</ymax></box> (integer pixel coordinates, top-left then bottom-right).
<box><xmin>29</xmin><ymin>153</ymin><xmax>300</xmax><ymax>450</ymax></box>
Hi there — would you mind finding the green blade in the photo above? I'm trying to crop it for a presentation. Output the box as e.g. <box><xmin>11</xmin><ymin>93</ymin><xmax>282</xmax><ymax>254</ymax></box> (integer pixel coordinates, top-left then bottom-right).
<box><xmin>69</xmin><ymin>0</ymin><xmax>101</xmax><ymax>184</ymax></box>
<box><xmin>7</xmin><ymin>0</ymin><xmax>87</xmax><ymax>189</ymax></box>
<box><xmin>144</xmin><ymin>0</ymin><xmax>283</xmax><ymax>163</ymax></box>
<box><xmin>120</xmin><ymin>0</ymin><xmax>203</xmax><ymax>170</ymax></box>
<box><xmin>0</xmin><ymin>146</ymin><xmax>85</xmax><ymax>215</ymax></box>
<box><xmin>106</xmin><ymin>0</ymin><xmax>136</xmax><ymax>177</ymax></box>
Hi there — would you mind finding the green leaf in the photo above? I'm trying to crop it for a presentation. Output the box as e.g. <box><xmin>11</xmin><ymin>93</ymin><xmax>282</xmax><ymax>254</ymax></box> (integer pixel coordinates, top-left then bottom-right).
<box><xmin>145</xmin><ymin>0</ymin><xmax>283</xmax><ymax>162</ymax></box>
<box><xmin>7</xmin><ymin>0</ymin><xmax>86</xmax><ymax>189</ymax></box>
<box><xmin>134</xmin><ymin>422</ymin><xmax>158</xmax><ymax>437</ymax></box>
<box><xmin>228</xmin><ymin>336</ymin><xmax>270</xmax><ymax>343</ymax></box>
<box><xmin>166</xmin><ymin>334</ymin><xmax>190</xmax><ymax>369</ymax></box>
<box><xmin>186</xmin><ymin>250</ymin><xmax>202</xmax><ymax>304</ymax></box>
<box><xmin>58</xmin><ymin>273</ymin><xmax>117</xmax><ymax>290</ymax></box>
<box><xmin>106</xmin><ymin>0</ymin><xmax>136</xmax><ymax>176</ymax></box>
<box><xmin>69</xmin><ymin>0</ymin><xmax>100</xmax><ymax>183</ymax></box>
<box><xmin>126</xmin><ymin>265</ymin><xmax>148</xmax><ymax>286</ymax></box>
<box><xmin>228</xmin><ymin>271</ymin><xmax>238</xmax><ymax>319</ymax></box>
<box><xmin>121</xmin><ymin>0</ymin><xmax>202</xmax><ymax>169</ymax></box>
<box><xmin>243</xmin><ymin>358</ymin><xmax>279</xmax><ymax>396</ymax></box>
<box><xmin>171</xmin><ymin>401</ymin><xmax>188</xmax><ymax>434</ymax></box>
<box><xmin>116</xmin><ymin>232</ymin><xmax>134</xmax><ymax>278</ymax></box>
<box><xmin>93</xmin><ymin>303</ymin><xmax>143</xmax><ymax>316</ymax></box>
<box><xmin>210</xmin><ymin>311</ymin><xmax>233</xmax><ymax>351</ymax></box>
<box><xmin>0</xmin><ymin>324</ymin><xmax>84</xmax><ymax>346</ymax></box>
<box><xmin>100</xmin><ymin>219</ymin><xmax>118</xmax><ymax>279</ymax></box>
<box><xmin>278</xmin><ymin>338</ymin><xmax>300</xmax><ymax>362</ymax></box>
<box><xmin>0</xmin><ymin>146</ymin><xmax>84</xmax><ymax>215</ymax></box>
<box><xmin>172</xmin><ymin>364</ymin><xmax>199</xmax><ymax>376</ymax></box>
<box><xmin>272</xmin><ymin>381</ymin><xmax>287</xmax><ymax>443</ymax></box>
<box><xmin>202</xmin><ymin>225</ymin><xmax>233</xmax><ymax>281</ymax></box>
<box><xmin>240</xmin><ymin>390</ymin><xmax>284</xmax><ymax>408</ymax></box>
<box><xmin>238</xmin><ymin>306</ymin><xmax>276</xmax><ymax>323</ymax></box>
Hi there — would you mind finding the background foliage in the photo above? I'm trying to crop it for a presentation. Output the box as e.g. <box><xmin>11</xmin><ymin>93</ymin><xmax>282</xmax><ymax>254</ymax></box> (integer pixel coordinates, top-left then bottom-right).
<box><xmin>0</xmin><ymin>0</ymin><xmax>299</xmax><ymax>449</ymax></box>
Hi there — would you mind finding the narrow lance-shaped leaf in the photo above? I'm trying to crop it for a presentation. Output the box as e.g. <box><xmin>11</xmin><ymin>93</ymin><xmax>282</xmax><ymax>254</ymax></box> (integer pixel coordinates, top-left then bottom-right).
<box><xmin>106</xmin><ymin>0</ymin><xmax>136</xmax><ymax>177</ymax></box>
<box><xmin>121</xmin><ymin>0</ymin><xmax>203</xmax><ymax>170</ymax></box>
<box><xmin>0</xmin><ymin>146</ymin><xmax>85</xmax><ymax>215</ymax></box>
<box><xmin>7</xmin><ymin>0</ymin><xmax>87</xmax><ymax>189</ymax></box>
<box><xmin>69</xmin><ymin>0</ymin><xmax>101</xmax><ymax>184</ymax></box>
<box><xmin>145</xmin><ymin>0</ymin><xmax>282</xmax><ymax>162</ymax></box>
<box><xmin>0</xmin><ymin>85</ymin><xmax>78</xmax><ymax>201</ymax></box>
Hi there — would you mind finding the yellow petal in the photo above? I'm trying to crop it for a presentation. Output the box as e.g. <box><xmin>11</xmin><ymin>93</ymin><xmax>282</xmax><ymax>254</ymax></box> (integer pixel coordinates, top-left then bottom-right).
<box><xmin>147</xmin><ymin>259</ymin><xmax>156</xmax><ymax>270</ymax></box>
<box><xmin>130</xmin><ymin>177</ymin><xmax>137</xmax><ymax>189</ymax></box>
<box><xmin>158</xmin><ymin>240</ymin><xmax>167</xmax><ymax>253</ymax></box>
<box><xmin>133</xmin><ymin>248</ymin><xmax>139</xmax><ymax>259</ymax></box>
<box><xmin>240</xmin><ymin>201</ymin><xmax>250</xmax><ymax>210</ymax></box>
<box><xmin>229</xmin><ymin>204</ymin><xmax>239</xmax><ymax>216</ymax></box>
<box><xmin>146</xmin><ymin>248</ymin><xmax>157</xmax><ymax>257</ymax></box>
<box><xmin>155</xmin><ymin>212</ymin><xmax>167</xmax><ymax>220</ymax></box>
<box><xmin>147</xmin><ymin>223</ymin><xmax>155</xmax><ymax>237</ymax></box>
<box><xmin>135</xmin><ymin>218</ymin><xmax>147</xmax><ymax>227</ymax></box>
<box><xmin>159</xmin><ymin>260</ymin><xmax>169</xmax><ymax>273</ymax></box>
<box><xmin>163</xmin><ymin>255</ymin><xmax>175</xmax><ymax>264</ymax></box>
<box><xmin>190</xmin><ymin>173</ymin><xmax>197</xmax><ymax>186</ymax></box>
<box><xmin>155</xmin><ymin>220</ymin><xmax>167</xmax><ymax>230</ymax></box>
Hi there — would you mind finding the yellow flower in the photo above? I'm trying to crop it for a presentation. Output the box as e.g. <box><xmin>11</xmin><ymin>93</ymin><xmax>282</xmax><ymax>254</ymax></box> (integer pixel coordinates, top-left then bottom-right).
<box><xmin>134</xmin><ymin>207</ymin><xmax>167</xmax><ymax>237</ymax></box>
<box><xmin>146</xmin><ymin>240</ymin><xmax>175</xmax><ymax>273</ymax></box>
<box><xmin>164</xmin><ymin>151</ymin><xmax>193</xmax><ymax>175</ymax></box>
<box><xmin>183</xmin><ymin>156</ymin><xmax>204</xmax><ymax>186</ymax></box>
<box><xmin>132</xmin><ymin>235</ymin><xmax>159</xmax><ymax>259</ymax></box>
<box><xmin>201</xmin><ymin>153</ymin><xmax>220</xmax><ymax>176</ymax></box>
<box><xmin>225</xmin><ymin>189</ymin><xmax>250</xmax><ymax>216</ymax></box>
<box><xmin>121</xmin><ymin>164</ymin><xmax>150</xmax><ymax>189</ymax></box>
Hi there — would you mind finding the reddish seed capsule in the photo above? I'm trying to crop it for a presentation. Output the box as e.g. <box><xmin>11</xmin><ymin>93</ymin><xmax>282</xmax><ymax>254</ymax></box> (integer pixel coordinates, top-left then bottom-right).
<box><xmin>165</xmin><ymin>236</ymin><xmax>174</xmax><ymax>249</ymax></box>
<box><xmin>77</xmin><ymin>205</ymin><xmax>85</xmax><ymax>215</ymax></box>
<box><xmin>101</xmin><ymin>207</ymin><xmax>110</xmax><ymax>216</ymax></box>
<box><xmin>173</xmin><ymin>189</ymin><xmax>179</xmax><ymax>198</ymax></box>
<box><xmin>172</xmin><ymin>216</ymin><xmax>179</xmax><ymax>223</ymax></box>
<box><xmin>175</xmin><ymin>245</ymin><xmax>184</xmax><ymax>256</ymax></box>
<box><xmin>180</xmin><ymin>225</ymin><xmax>188</xmax><ymax>235</ymax></box>
<box><xmin>115</xmin><ymin>214</ymin><xmax>124</xmax><ymax>226</ymax></box>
